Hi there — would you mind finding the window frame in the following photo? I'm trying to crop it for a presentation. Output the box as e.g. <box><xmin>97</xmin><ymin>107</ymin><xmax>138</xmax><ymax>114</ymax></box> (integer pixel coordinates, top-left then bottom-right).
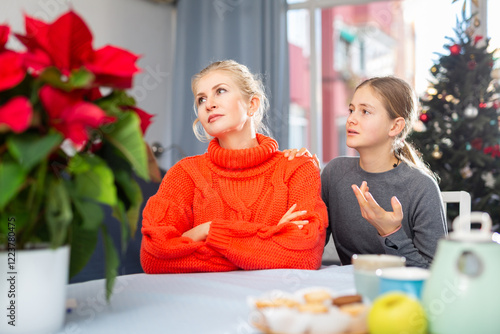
<box><xmin>287</xmin><ymin>0</ymin><xmax>488</xmax><ymax>163</ymax></box>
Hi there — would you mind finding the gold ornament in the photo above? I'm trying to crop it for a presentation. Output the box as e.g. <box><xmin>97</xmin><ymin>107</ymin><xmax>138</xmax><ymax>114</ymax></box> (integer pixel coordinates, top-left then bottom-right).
<box><xmin>431</xmin><ymin>145</ymin><xmax>443</xmax><ymax>159</ymax></box>
<box><xmin>492</xmin><ymin>68</ymin><xmax>500</xmax><ymax>80</ymax></box>
<box><xmin>460</xmin><ymin>164</ymin><xmax>473</xmax><ymax>179</ymax></box>
<box><xmin>474</xmin><ymin>16</ymin><xmax>480</xmax><ymax>28</ymax></box>
<box><xmin>465</xmin><ymin>26</ymin><xmax>475</xmax><ymax>37</ymax></box>
<box><xmin>427</xmin><ymin>87</ymin><xmax>438</xmax><ymax>96</ymax></box>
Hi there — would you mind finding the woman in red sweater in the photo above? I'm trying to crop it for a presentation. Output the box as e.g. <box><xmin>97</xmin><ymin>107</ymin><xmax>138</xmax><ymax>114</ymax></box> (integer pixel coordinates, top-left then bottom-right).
<box><xmin>140</xmin><ymin>60</ymin><xmax>328</xmax><ymax>273</ymax></box>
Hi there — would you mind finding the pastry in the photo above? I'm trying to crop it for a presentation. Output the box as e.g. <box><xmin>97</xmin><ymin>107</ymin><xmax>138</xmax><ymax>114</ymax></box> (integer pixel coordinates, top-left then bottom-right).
<box><xmin>303</xmin><ymin>290</ymin><xmax>332</xmax><ymax>304</ymax></box>
<box><xmin>332</xmin><ymin>294</ymin><xmax>362</xmax><ymax>307</ymax></box>
<box><xmin>255</xmin><ymin>298</ymin><xmax>299</xmax><ymax>309</ymax></box>
<box><xmin>298</xmin><ymin>302</ymin><xmax>328</xmax><ymax>313</ymax></box>
<box><xmin>339</xmin><ymin>302</ymin><xmax>367</xmax><ymax>316</ymax></box>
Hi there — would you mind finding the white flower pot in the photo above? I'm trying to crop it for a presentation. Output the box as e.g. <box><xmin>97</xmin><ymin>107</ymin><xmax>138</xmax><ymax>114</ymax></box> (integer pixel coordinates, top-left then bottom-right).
<box><xmin>0</xmin><ymin>245</ymin><xmax>69</xmax><ymax>334</ymax></box>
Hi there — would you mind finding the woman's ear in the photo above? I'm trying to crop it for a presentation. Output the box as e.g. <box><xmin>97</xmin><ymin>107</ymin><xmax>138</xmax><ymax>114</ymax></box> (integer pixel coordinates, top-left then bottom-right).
<box><xmin>389</xmin><ymin>117</ymin><xmax>405</xmax><ymax>137</ymax></box>
<box><xmin>248</xmin><ymin>95</ymin><xmax>260</xmax><ymax>116</ymax></box>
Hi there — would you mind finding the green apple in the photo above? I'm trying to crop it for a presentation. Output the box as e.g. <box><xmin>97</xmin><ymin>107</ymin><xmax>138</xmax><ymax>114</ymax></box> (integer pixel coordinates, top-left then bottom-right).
<box><xmin>368</xmin><ymin>292</ymin><xmax>427</xmax><ymax>334</ymax></box>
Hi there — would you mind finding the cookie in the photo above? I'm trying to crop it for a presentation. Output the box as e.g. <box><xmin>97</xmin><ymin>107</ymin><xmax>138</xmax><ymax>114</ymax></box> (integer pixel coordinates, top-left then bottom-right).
<box><xmin>255</xmin><ymin>298</ymin><xmax>299</xmax><ymax>309</ymax></box>
<box><xmin>298</xmin><ymin>302</ymin><xmax>328</xmax><ymax>313</ymax></box>
<box><xmin>303</xmin><ymin>290</ymin><xmax>332</xmax><ymax>304</ymax></box>
<box><xmin>339</xmin><ymin>302</ymin><xmax>367</xmax><ymax>317</ymax></box>
<box><xmin>332</xmin><ymin>294</ymin><xmax>362</xmax><ymax>307</ymax></box>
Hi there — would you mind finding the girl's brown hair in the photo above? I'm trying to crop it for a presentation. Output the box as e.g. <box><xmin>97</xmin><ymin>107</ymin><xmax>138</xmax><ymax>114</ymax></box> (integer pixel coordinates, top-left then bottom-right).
<box><xmin>356</xmin><ymin>76</ymin><xmax>437</xmax><ymax>180</ymax></box>
<box><xmin>191</xmin><ymin>60</ymin><xmax>269</xmax><ymax>142</ymax></box>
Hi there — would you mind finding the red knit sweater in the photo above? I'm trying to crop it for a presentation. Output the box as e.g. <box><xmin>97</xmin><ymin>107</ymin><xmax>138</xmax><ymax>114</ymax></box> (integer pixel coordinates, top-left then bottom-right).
<box><xmin>140</xmin><ymin>134</ymin><xmax>328</xmax><ymax>273</ymax></box>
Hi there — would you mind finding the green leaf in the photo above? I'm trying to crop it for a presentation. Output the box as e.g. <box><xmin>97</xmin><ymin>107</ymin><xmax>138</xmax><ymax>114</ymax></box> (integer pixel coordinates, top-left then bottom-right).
<box><xmin>68</xmin><ymin>154</ymin><xmax>91</xmax><ymax>174</ymax></box>
<box><xmin>96</xmin><ymin>90</ymin><xmax>136</xmax><ymax>116</ymax></box>
<box><xmin>104</xmin><ymin>112</ymin><xmax>149</xmax><ymax>181</ymax></box>
<box><xmin>39</xmin><ymin>67</ymin><xmax>70</xmax><ymax>91</ymax></box>
<box><xmin>45</xmin><ymin>177</ymin><xmax>73</xmax><ymax>248</ymax></box>
<box><xmin>0</xmin><ymin>211</ymin><xmax>30</xmax><ymax>245</ymax></box>
<box><xmin>69</xmin><ymin>68</ymin><xmax>95</xmax><ymax>88</ymax></box>
<box><xmin>126</xmin><ymin>183</ymin><xmax>143</xmax><ymax>237</ymax></box>
<box><xmin>7</xmin><ymin>132</ymin><xmax>62</xmax><ymax>171</ymax></box>
<box><xmin>0</xmin><ymin>162</ymin><xmax>26</xmax><ymax>210</ymax></box>
<box><xmin>18</xmin><ymin>159</ymin><xmax>49</xmax><ymax>247</ymax></box>
<box><xmin>73</xmin><ymin>199</ymin><xmax>104</xmax><ymax>230</ymax></box>
<box><xmin>74</xmin><ymin>156</ymin><xmax>117</xmax><ymax>206</ymax></box>
<box><xmin>39</xmin><ymin>67</ymin><xmax>95</xmax><ymax>91</ymax></box>
<box><xmin>112</xmin><ymin>200</ymin><xmax>129</xmax><ymax>253</ymax></box>
<box><xmin>102</xmin><ymin>226</ymin><xmax>120</xmax><ymax>301</ymax></box>
<box><xmin>69</xmin><ymin>221</ymin><xmax>99</xmax><ymax>278</ymax></box>
<box><xmin>114</xmin><ymin>171</ymin><xmax>143</xmax><ymax>237</ymax></box>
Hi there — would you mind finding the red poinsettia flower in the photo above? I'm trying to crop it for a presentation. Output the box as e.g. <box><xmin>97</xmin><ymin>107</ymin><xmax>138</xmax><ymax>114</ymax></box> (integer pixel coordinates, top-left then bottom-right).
<box><xmin>86</xmin><ymin>45</ymin><xmax>141</xmax><ymax>89</ymax></box>
<box><xmin>0</xmin><ymin>25</ymin><xmax>26</xmax><ymax>92</ymax></box>
<box><xmin>125</xmin><ymin>106</ymin><xmax>154</xmax><ymax>134</ymax></box>
<box><xmin>15</xmin><ymin>11</ymin><xmax>140</xmax><ymax>88</ymax></box>
<box><xmin>0</xmin><ymin>50</ymin><xmax>26</xmax><ymax>92</ymax></box>
<box><xmin>16</xmin><ymin>11</ymin><xmax>93</xmax><ymax>75</ymax></box>
<box><xmin>0</xmin><ymin>25</ymin><xmax>10</xmax><ymax>50</ymax></box>
<box><xmin>15</xmin><ymin>15</ymin><xmax>55</xmax><ymax>72</ymax></box>
<box><xmin>84</xmin><ymin>87</ymin><xmax>103</xmax><ymax>101</ymax></box>
<box><xmin>0</xmin><ymin>96</ymin><xmax>33</xmax><ymax>133</ymax></box>
<box><xmin>39</xmin><ymin>85</ymin><xmax>115</xmax><ymax>148</ymax></box>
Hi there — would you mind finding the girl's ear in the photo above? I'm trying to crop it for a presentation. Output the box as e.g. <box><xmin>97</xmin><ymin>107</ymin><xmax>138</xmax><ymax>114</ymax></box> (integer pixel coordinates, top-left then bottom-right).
<box><xmin>389</xmin><ymin>117</ymin><xmax>405</xmax><ymax>137</ymax></box>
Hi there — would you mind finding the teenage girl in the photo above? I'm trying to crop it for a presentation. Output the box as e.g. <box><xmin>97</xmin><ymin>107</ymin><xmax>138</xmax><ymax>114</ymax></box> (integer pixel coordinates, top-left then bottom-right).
<box><xmin>288</xmin><ymin>76</ymin><xmax>446</xmax><ymax>268</ymax></box>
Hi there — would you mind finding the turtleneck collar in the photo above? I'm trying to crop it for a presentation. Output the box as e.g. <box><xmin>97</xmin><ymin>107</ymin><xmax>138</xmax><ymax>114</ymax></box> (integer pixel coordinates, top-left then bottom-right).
<box><xmin>208</xmin><ymin>133</ymin><xmax>279</xmax><ymax>170</ymax></box>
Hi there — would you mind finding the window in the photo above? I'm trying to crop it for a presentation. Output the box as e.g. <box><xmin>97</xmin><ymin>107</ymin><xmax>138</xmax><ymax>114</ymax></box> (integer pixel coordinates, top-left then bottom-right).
<box><xmin>488</xmin><ymin>0</ymin><xmax>500</xmax><ymax>69</ymax></box>
<box><xmin>287</xmin><ymin>0</ymin><xmax>491</xmax><ymax>163</ymax></box>
<box><xmin>288</xmin><ymin>9</ymin><xmax>311</xmax><ymax>149</ymax></box>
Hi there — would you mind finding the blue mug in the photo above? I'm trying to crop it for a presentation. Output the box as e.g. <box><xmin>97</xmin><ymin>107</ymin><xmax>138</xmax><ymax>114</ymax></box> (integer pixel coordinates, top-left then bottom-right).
<box><xmin>378</xmin><ymin>267</ymin><xmax>430</xmax><ymax>299</ymax></box>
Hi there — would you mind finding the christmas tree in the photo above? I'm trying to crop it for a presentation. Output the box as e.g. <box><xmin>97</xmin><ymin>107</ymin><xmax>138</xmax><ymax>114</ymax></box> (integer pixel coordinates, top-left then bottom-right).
<box><xmin>410</xmin><ymin>13</ymin><xmax>500</xmax><ymax>224</ymax></box>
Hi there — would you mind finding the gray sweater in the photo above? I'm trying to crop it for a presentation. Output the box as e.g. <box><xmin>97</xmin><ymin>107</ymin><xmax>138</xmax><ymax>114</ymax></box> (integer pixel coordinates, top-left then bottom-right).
<box><xmin>321</xmin><ymin>157</ymin><xmax>447</xmax><ymax>268</ymax></box>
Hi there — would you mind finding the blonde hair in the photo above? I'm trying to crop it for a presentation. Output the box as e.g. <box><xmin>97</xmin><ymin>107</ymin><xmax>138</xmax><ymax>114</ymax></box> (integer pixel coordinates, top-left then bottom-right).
<box><xmin>191</xmin><ymin>60</ymin><xmax>269</xmax><ymax>142</ymax></box>
<box><xmin>356</xmin><ymin>76</ymin><xmax>437</xmax><ymax>180</ymax></box>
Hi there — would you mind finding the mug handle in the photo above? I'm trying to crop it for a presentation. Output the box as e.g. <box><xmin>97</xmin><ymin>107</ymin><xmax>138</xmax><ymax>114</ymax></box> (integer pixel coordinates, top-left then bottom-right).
<box><xmin>452</xmin><ymin>211</ymin><xmax>492</xmax><ymax>233</ymax></box>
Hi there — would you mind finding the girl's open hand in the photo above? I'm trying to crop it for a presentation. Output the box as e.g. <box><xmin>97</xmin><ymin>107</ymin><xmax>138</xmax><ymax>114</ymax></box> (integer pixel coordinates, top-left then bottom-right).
<box><xmin>283</xmin><ymin>148</ymin><xmax>320</xmax><ymax>169</ymax></box>
<box><xmin>278</xmin><ymin>203</ymin><xmax>309</xmax><ymax>229</ymax></box>
<box><xmin>352</xmin><ymin>181</ymin><xmax>403</xmax><ymax>236</ymax></box>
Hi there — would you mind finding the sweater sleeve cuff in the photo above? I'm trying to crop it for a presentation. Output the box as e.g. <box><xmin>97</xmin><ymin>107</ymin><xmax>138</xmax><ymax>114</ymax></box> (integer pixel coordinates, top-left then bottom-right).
<box><xmin>380</xmin><ymin>225</ymin><xmax>402</xmax><ymax>237</ymax></box>
<box><xmin>205</xmin><ymin>221</ymin><xmax>231</xmax><ymax>254</ymax></box>
<box><xmin>377</xmin><ymin>227</ymin><xmax>409</xmax><ymax>252</ymax></box>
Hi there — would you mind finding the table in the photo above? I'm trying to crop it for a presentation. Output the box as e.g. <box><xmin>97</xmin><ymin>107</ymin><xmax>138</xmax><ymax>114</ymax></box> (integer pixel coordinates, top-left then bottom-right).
<box><xmin>57</xmin><ymin>265</ymin><xmax>356</xmax><ymax>334</ymax></box>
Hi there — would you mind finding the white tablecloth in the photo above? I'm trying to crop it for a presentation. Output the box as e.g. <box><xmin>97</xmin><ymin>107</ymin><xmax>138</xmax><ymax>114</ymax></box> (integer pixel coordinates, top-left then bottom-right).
<box><xmin>57</xmin><ymin>265</ymin><xmax>355</xmax><ymax>334</ymax></box>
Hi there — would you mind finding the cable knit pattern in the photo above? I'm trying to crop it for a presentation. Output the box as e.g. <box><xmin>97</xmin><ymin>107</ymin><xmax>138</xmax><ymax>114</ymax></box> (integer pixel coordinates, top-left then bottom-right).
<box><xmin>140</xmin><ymin>134</ymin><xmax>328</xmax><ymax>273</ymax></box>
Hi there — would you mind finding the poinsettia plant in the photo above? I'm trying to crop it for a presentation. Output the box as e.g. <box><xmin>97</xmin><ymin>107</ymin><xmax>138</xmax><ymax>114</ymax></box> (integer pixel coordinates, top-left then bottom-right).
<box><xmin>0</xmin><ymin>10</ymin><xmax>155</xmax><ymax>299</ymax></box>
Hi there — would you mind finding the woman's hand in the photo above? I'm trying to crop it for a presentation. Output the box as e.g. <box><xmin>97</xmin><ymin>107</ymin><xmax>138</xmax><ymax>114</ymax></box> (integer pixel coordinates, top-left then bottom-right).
<box><xmin>182</xmin><ymin>221</ymin><xmax>212</xmax><ymax>242</ymax></box>
<box><xmin>278</xmin><ymin>203</ymin><xmax>309</xmax><ymax>229</ymax></box>
<box><xmin>283</xmin><ymin>148</ymin><xmax>320</xmax><ymax>169</ymax></box>
<box><xmin>351</xmin><ymin>181</ymin><xmax>403</xmax><ymax>236</ymax></box>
